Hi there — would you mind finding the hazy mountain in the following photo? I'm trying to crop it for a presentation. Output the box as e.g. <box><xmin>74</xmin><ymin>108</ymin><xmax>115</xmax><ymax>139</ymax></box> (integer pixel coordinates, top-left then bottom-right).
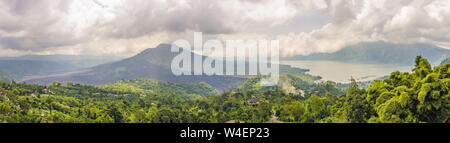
<box><xmin>0</xmin><ymin>55</ymin><xmax>122</xmax><ymax>69</ymax></box>
<box><xmin>25</xmin><ymin>44</ymin><xmax>311</xmax><ymax>91</ymax></box>
<box><xmin>25</xmin><ymin>44</ymin><xmax>247</xmax><ymax>91</ymax></box>
<box><xmin>0</xmin><ymin>54</ymin><xmax>123</xmax><ymax>69</ymax></box>
<box><xmin>0</xmin><ymin>60</ymin><xmax>73</xmax><ymax>79</ymax></box>
<box><xmin>0</xmin><ymin>55</ymin><xmax>123</xmax><ymax>79</ymax></box>
<box><xmin>0</xmin><ymin>70</ymin><xmax>12</xmax><ymax>82</ymax></box>
<box><xmin>440</xmin><ymin>57</ymin><xmax>450</xmax><ymax>66</ymax></box>
<box><xmin>285</xmin><ymin>42</ymin><xmax>450</xmax><ymax>66</ymax></box>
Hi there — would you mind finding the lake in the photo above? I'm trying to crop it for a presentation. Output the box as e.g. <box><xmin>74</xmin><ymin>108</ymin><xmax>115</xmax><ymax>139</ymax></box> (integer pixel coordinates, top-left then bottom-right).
<box><xmin>280</xmin><ymin>60</ymin><xmax>413</xmax><ymax>83</ymax></box>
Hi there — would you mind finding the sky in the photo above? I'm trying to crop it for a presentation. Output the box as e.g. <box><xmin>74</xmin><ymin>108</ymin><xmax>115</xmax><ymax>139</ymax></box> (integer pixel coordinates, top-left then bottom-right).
<box><xmin>0</xmin><ymin>0</ymin><xmax>449</xmax><ymax>57</ymax></box>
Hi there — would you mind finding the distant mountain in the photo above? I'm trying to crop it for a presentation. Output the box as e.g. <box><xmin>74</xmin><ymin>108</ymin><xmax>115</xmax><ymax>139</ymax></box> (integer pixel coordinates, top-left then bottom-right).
<box><xmin>0</xmin><ymin>55</ymin><xmax>122</xmax><ymax>79</ymax></box>
<box><xmin>0</xmin><ymin>60</ymin><xmax>73</xmax><ymax>79</ymax></box>
<box><xmin>25</xmin><ymin>44</ymin><xmax>311</xmax><ymax>91</ymax></box>
<box><xmin>25</xmin><ymin>44</ymin><xmax>248</xmax><ymax>91</ymax></box>
<box><xmin>0</xmin><ymin>70</ymin><xmax>12</xmax><ymax>82</ymax></box>
<box><xmin>440</xmin><ymin>57</ymin><xmax>450</xmax><ymax>66</ymax></box>
<box><xmin>286</xmin><ymin>42</ymin><xmax>450</xmax><ymax>65</ymax></box>
<box><xmin>0</xmin><ymin>54</ymin><xmax>123</xmax><ymax>69</ymax></box>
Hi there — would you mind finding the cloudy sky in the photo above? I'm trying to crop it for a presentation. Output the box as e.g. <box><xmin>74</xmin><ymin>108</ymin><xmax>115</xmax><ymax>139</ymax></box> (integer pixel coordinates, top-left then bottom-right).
<box><xmin>0</xmin><ymin>0</ymin><xmax>449</xmax><ymax>57</ymax></box>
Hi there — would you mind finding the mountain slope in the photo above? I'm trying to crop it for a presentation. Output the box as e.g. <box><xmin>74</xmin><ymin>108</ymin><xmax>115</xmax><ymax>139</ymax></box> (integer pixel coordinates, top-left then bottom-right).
<box><xmin>25</xmin><ymin>44</ymin><xmax>248</xmax><ymax>91</ymax></box>
<box><xmin>1</xmin><ymin>54</ymin><xmax>123</xmax><ymax>69</ymax></box>
<box><xmin>440</xmin><ymin>57</ymin><xmax>450</xmax><ymax>66</ymax></box>
<box><xmin>0</xmin><ymin>70</ymin><xmax>12</xmax><ymax>82</ymax></box>
<box><xmin>25</xmin><ymin>44</ymin><xmax>312</xmax><ymax>91</ymax></box>
<box><xmin>0</xmin><ymin>60</ymin><xmax>74</xmax><ymax>79</ymax></box>
<box><xmin>286</xmin><ymin>42</ymin><xmax>450</xmax><ymax>65</ymax></box>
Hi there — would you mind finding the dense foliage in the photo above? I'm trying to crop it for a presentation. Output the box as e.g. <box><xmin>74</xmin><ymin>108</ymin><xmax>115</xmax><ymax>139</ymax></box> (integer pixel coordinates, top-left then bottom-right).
<box><xmin>0</xmin><ymin>56</ymin><xmax>448</xmax><ymax>123</ymax></box>
<box><xmin>100</xmin><ymin>79</ymin><xmax>219</xmax><ymax>97</ymax></box>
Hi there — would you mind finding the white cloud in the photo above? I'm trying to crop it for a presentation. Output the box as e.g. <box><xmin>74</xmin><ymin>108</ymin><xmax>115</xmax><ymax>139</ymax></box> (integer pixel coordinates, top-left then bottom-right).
<box><xmin>274</xmin><ymin>0</ymin><xmax>450</xmax><ymax>57</ymax></box>
<box><xmin>0</xmin><ymin>0</ymin><xmax>449</xmax><ymax>57</ymax></box>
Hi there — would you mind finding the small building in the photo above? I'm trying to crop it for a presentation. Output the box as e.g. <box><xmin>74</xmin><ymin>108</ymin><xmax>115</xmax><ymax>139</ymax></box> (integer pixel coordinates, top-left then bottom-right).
<box><xmin>140</xmin><ymin>94</ymin><xmax>148</xmax><ymax>97</ymax></box>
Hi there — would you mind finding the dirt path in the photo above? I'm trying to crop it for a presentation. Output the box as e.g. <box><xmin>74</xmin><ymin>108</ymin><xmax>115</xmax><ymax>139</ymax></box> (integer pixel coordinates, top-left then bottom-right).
<box><xmin>266</xmin><ymin>110</ymin><xmax>283</xmax><ymax>123</ymax></box>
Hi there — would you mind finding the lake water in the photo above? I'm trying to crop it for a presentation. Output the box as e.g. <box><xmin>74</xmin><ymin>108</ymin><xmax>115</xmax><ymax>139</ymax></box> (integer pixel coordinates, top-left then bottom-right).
<box><xmin>280</xmin><ymin>60</ymin><xmax>413</xmax><ymax>83</ymax></box>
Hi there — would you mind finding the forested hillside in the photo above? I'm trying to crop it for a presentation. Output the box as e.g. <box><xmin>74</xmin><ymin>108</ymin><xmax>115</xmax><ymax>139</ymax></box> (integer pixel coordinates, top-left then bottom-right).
<box><xmin>100</xmin><ymin>79</ymin><xmax>219</xmax><ymax>97</ymax></box>
<box><xmin>0</xmin><ymin>56</ymin><xmax>448</xmax><ymax>123</ymax></box>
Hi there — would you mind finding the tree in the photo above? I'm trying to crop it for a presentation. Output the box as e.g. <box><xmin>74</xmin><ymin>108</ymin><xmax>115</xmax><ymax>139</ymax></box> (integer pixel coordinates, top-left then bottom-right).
<box><xmin>308</xmin><ymin>95</ymin><xmax>328</xmax><ymax>120</ymax></box>
<box><xmin>281</xmin><ymin>101</ymin><xmax>306</xmax><ymax>122</ymax></box>
<box><xmin>110</xmin><ymin>103</ymin><xmax>125</xmax><ymax>123</ymax></box>
<box><xmin>344</xmin><ymin>78</ymin><xmax>372</xmax><ymax>123</ymax></box>
<box><xmin>413</xmin><ymin>55</ymin><xmax>432</xmax><ymax>79</ymax></box>
<box><xmin>416</xmin><ymin>73</ymin><xmax>450</xmax><ymax>122</ymax></box>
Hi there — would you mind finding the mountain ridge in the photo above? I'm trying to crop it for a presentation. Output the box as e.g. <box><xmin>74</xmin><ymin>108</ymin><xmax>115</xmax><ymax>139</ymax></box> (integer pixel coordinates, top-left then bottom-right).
<box><xmin>25</xmin><ymin>44</ymin><xmax>248</xmax><ymax>91</ymax></box>
<box><xmin>285</xmin><ymin>42</ymin><xmax>450</xmax><ymax>66</ymax></box>
<box><xmin>25</xmin><ymin>44</ymin><xmax>312</xmax><ymax>91</ymax></box>
<box><xmin>0</xmin><ymin>55</ymin><xmax>123</xmax><ymax>79</ymax></box>
<box><xmin>0</xmin><ymin>70</ymin><xmax>12</xmax><ymax>82</ymax></box>
<box><xmin>440</xmin><ymin>57</ymin><xmax>450</xmax><ymax>66</ymax></box>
